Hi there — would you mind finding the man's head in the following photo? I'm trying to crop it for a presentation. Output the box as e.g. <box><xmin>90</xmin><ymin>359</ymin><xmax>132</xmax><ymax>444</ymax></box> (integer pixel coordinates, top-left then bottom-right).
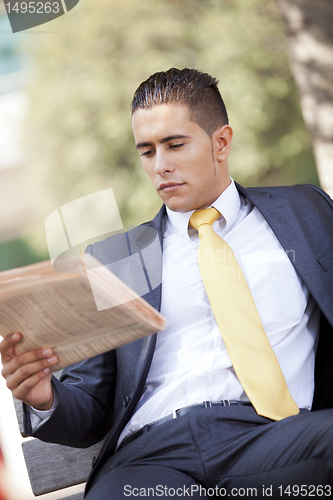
<box><xmin>132</xmin><ymin>68</ymin><xmax>233</xmax><ymax>213</ymax></box>
<box><xmin>131</xmin><ymin>68</ymin><xmax>228</xmax><ymax>137</ymax></box>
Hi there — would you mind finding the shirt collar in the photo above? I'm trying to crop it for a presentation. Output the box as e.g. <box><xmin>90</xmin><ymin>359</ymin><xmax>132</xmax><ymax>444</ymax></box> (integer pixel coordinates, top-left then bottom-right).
<box><xmin>166</xmin><ymin>178</ymin><xmax>241</xmax><ymax>240</ymax></box>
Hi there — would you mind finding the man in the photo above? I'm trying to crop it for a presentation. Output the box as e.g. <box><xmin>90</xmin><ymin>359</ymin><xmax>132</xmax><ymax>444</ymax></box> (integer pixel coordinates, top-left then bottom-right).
<box><xmin>1</xmin><ymin>68</ymin><xmax>333</xmax><ymax>499</ymax></box>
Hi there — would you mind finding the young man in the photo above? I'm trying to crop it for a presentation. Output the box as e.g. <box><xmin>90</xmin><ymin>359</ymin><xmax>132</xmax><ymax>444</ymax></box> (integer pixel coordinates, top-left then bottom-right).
<box><xmin>1</xmin><ymin>68</ymin><xmax>333</xmax><ymax>498</ymax></box>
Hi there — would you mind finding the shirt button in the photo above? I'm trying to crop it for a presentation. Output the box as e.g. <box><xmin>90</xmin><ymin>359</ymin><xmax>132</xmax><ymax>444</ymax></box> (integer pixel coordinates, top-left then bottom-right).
<box><xmin>123</xmin><ymin>395</ymin><xmax>130</xmax><ymax>407</ymax></box>
<box><xmin>92</xmin><ymin>456</ymin><xmax>97</xmax><ymax>468</ymax></box>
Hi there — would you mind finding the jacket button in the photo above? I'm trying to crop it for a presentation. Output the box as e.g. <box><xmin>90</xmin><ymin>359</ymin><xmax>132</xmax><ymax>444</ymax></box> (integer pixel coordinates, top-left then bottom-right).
<box><xmin>92</xmin><ymin>456</ymin><xmax>97</xmax><ymax>468</ymax></box>
<box><xmin>123</xmin><ymin>395</ymin><xmax>130</xmax><ymax>407</ymax></box>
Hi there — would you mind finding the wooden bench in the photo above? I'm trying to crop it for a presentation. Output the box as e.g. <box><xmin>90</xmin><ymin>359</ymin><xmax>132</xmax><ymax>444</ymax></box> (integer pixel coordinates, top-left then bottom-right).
<box><xmin>14</xmin><ymin>371</ymin><xmax>104</xmax><ymax>499</ymax></box>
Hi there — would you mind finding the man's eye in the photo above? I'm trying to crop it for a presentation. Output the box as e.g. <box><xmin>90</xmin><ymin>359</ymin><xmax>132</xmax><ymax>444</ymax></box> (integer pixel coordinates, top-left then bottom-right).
<box><xmin>169</xmin><ymin>143</ymin><xmax>184</xmax><ymax>149</ymax></box>
<box><xmin>140</xmin><ymin>150</ymin><xmax>154</xmax><ymax>157</ymax></box>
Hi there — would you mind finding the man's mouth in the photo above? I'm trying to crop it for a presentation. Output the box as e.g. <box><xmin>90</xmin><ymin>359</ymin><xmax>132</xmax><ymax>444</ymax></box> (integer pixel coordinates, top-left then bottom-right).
<box><xmin>158</xmin><ymin>182</ymin><xmax>185</xmax><ymax>193</ymax></box>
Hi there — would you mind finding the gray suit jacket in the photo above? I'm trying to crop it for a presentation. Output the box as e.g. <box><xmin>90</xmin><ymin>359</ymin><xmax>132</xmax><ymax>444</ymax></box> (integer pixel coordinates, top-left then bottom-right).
<box><xmin>25</xmin><ymin>183</ymin><xmax>333</xmax><ymax>492</ymax></box>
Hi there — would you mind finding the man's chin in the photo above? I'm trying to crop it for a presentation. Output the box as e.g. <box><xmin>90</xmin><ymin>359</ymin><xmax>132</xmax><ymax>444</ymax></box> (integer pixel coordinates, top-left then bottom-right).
<box><xmin>163</xmin><ymin>198</ymin><xmax>193</xmax><ymax>213</ymax></box>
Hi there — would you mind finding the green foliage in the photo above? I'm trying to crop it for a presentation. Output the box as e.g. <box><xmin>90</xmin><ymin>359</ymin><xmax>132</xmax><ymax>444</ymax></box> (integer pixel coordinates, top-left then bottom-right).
<box><xmin>0</xmin><ymin>236</ymin><xmax>48</xmax><ymax>272</ymax></box>
<box><xmin>24</xmin><ymin>0</ymin><xmax>319</xmax><ymax>226</ymax></box>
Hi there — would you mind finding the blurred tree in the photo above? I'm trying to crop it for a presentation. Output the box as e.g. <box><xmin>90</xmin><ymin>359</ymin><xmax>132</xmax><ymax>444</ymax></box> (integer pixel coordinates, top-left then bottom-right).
<box><xmin>278</xmin><ymin>0</ymin><xmax>333</xmax><ymax>197</ymax></box>
<box><xmin>24</xmin><ymin>0</ymin><xmax>319</xmax><ymax>227</ymax></box>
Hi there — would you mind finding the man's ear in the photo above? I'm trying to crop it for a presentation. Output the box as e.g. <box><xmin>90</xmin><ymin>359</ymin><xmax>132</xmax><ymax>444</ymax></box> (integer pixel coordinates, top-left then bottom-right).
<box><xmin>213</xmin><ymin>125</ymin><xmax>233</xmax><ymax>163</ymax></box>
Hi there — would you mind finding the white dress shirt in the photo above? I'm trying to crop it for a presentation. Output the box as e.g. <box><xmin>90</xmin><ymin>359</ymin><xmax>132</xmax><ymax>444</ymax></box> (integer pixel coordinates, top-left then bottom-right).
<box><xmin>31</xmin><ymin>180</ymin><xmax>320</xmax><ymax>439</ymax></box>
<box><xmin>118</xmin><ymin>180</ymin><xmax>320</xmax><ymax>444</ymax></box>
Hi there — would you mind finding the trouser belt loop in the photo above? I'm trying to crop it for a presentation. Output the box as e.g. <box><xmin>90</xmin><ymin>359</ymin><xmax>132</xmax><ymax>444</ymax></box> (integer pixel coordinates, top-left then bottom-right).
<box><xmin>204</xmin><ymin>401</ymin><xmax>212</xmax><ymax>408</ymax></box>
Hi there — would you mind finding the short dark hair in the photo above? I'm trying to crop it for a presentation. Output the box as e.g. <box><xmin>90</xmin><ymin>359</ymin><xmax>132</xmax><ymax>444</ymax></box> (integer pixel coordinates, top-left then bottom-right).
<box><xmin>131</xmin><ymin>68</ymin><xmax>229</xmax><ymax>136</ymax></box>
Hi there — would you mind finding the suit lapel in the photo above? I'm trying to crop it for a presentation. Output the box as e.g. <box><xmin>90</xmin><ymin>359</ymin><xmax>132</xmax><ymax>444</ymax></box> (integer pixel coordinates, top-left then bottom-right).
<box><xmin>118</xmin><ymin>205</ymin><xmax>165</xmax><ymax>395</ymax></box>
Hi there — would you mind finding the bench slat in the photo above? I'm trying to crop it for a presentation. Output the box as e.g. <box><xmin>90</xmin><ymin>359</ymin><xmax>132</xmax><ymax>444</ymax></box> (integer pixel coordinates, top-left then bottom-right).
<box><xmin>22</xmin><ymin>438</ymin><xmax>103</xmax><ymax>496</ymax></box>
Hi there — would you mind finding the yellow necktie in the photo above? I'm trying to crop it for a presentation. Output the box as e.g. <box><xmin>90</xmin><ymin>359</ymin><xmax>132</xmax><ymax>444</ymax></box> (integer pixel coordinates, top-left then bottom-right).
<box><xmin>190</xmin><ymin>207</ymin><xmax>299</xmax><ymax>421</ymax></box>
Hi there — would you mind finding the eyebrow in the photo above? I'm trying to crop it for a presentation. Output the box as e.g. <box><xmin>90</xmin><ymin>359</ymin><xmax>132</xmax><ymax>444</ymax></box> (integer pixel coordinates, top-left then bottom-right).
<box><xmin>136</xmin><ymin>135</ymin><xmax>190</xmax><ymax>149</ymax></box>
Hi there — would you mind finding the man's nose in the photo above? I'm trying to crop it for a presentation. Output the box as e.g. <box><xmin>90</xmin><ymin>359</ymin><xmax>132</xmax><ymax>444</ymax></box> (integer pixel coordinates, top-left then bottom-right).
<box><xmin>154</xmin><ymin>151</ymin><xmax>174</xmax><ymax>175</ymax></box>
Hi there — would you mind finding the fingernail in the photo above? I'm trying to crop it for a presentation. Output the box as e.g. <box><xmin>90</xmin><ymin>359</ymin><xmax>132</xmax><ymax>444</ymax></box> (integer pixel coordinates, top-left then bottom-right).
<box><xmin>47</xmin><ymin>356</ymin><xmax>57</xmax><ymax>364</ymax></box>
<box><xmin>12</xmin><ymin>333</ymin><xmax>20</xmax><ymax>341</ymax></box>
<box><xmin>42</xmin><ymin>349</ymin><xmax>52</xmax><ymax>357</ymax></box>
<box><xmin>43</xmin><ymin>368</ymin><xmax>50</xmax><ymax>374</ymax></box>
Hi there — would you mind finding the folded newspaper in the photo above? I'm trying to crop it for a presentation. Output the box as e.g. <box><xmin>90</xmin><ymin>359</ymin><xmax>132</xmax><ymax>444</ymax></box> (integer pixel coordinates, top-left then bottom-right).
<box><xmin>0</xmin><ymin>254</ymin><xmax>166</xmax><ymax>371</ymax></box>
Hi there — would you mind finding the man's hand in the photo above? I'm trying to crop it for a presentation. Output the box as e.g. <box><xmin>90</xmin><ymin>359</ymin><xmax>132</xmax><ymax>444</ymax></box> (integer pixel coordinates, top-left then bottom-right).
<box><xmin>0</xmin><ymin>333</ymin><xmax>58</xmax><ymax>410</ymax></box>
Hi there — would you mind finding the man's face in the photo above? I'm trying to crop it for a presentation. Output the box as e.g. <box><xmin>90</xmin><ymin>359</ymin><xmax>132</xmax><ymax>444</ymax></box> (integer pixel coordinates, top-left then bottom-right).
<box><xmin>132</xmin><ymin>103</ymin><xmax>231</xmax><ymax>212</ymax></box>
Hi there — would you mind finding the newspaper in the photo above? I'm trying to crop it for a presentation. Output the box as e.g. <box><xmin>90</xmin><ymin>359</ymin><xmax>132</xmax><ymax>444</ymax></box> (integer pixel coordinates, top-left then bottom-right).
<box><xmin>0</xmin><ymin>254</ymin><xmax>165</xmax><ymax>371</ymax></box>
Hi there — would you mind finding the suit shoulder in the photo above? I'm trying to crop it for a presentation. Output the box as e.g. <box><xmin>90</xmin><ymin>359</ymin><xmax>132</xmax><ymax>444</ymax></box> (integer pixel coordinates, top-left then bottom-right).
<box><xmin>243</xmin><ymin>184</ymin><xmax>333</xmax><ymax>209</ymax></box>
<box><xmin>278</xmin><ymin>184</ymin><xmax>333</xmax><ymax>212</ymax></box>
<box><xmin>85</xmin><ymin>221</ymin><xmax>152</xmax><ymax>263</ymax></box>
<box><xmin>85</xmin><ymin>205</ymin><xmax>165</xmax><ymax>262</ymax></box>
<box><xmin>303</xmin><ymin>184</ymin><xmax>333</xmax><ymax>206</ymax></box>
